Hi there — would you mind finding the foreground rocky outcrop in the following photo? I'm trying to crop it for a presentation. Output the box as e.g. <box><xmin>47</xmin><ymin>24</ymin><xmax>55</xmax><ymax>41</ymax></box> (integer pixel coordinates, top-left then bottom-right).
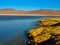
<box><xmin>27</xmin><ymin>18</ymin><xmax>60</xmax><ymax>45</ymax></box>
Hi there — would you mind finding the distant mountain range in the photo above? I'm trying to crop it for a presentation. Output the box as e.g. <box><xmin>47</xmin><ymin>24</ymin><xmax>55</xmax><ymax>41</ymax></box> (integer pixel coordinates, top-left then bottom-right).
<box><xmin>0</xmin><ymin>8</ymin><xmax>60</xmax><ymax>15</ymax></box>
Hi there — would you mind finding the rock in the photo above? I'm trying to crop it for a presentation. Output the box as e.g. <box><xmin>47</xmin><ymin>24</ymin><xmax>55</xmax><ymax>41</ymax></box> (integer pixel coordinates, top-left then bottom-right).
<box><xmin>27</xmin><ymin>18</ymin><xmax>60</xmax><ymax>45</ymax></box>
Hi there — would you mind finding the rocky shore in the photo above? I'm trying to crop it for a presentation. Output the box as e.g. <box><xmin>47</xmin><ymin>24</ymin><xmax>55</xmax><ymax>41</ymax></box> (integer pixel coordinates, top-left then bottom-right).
<box><xmin>27</xmin><ymin>18</ymin><xmax>60</xmax><ymax>45</ymax></box>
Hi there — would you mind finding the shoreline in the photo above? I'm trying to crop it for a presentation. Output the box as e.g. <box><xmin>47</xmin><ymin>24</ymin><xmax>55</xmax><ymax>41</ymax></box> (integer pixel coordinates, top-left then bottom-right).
<box><xmin>0</xmin><ymin>14</ymin><xmax>60</xmax><ymax>16</ymax></box>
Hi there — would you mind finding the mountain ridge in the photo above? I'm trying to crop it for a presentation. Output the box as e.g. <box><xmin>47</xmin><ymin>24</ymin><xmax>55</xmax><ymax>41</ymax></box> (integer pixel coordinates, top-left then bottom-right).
<box><xmin>0</xmin><ymin>8</ymin><xmax>60</xmax><ymax>15</ymax></box>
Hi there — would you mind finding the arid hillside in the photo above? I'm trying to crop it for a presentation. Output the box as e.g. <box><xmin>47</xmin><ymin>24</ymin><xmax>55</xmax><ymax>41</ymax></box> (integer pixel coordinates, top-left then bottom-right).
<box><xmin>0</xmin><ymin>8</ymin><xmax>27</xmax><ymax>14</ymax></box>
<box><xmin>28</xmin><ymin>10</ymin><xmax>60</xmax><ymax>15</ymax></box>
<box><xmin>0</xmin><ymin>8</ymin><xmax>60</xmax><ymax>15</ymax></box>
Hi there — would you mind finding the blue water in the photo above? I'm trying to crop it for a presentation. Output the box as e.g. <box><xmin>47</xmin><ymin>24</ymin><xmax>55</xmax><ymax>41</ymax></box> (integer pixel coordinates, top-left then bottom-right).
<box><xmin>0</xmin><ymin>16</ymin><xmax>57</xmax><ymax>44</ymax></box>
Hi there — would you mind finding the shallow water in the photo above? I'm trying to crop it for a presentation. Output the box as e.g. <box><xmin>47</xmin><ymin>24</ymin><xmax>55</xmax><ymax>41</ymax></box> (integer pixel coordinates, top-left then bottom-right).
<box><xmin>0</xmin><ymin>16</ymin><xmax>58</xmax><ymax>45</ymax></box>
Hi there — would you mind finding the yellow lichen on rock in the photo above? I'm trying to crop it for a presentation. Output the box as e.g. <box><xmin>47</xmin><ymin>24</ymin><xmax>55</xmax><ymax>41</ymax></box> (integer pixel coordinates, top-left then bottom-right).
<box><xmin>28</xmin><ymin>27</ymin><xmax>44</xmax><ymax>37</ymax></box>
<box><xmin>51</xmin><ymin>26</ymin><xmax>60</xmax><ymax>35</ymax></box>
<box><xmin>40</xmin><ymin>18</ymin><xmax>60</xmax><ymax>26</ymax></box>
<box><xmin>27</xmin><ymin>18</ymin><xmax>60</xmax><ymax>45</ymax></box>
<box><xmin>33</xmin><ymin>33</ymin><xmax>51</xmax><ymax>43</ymax></box>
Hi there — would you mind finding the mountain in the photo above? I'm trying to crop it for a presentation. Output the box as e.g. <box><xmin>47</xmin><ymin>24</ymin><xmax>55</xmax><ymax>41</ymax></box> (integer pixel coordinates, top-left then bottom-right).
<box><xmin>28</xmin><ymin>9</ymin><xmax>60</xmax><ymax>15</ymax></box>
<box><xmin>0</xmin><ymin>8</ymin><xmax>26</xmax><ymax>14</ymax></box>
<box><xmin>0</xmin><ymin>8</ymin><xmax>60</xmax><ymax>15</ymax></box>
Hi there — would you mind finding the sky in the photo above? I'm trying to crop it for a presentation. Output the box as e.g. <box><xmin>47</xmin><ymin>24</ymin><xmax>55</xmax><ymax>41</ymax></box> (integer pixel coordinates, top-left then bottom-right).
<box><xmin>0</xmin><ymin>0</ymin><xmax>60</xmax><ymax>11</ymax></box>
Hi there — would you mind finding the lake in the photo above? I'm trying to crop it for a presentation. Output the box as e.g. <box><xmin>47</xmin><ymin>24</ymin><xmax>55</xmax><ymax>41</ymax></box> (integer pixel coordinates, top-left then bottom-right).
<box><xmin>0</xmin><ymin>16</ymin><xmax>59</xmax><ymax>45</ymax></box>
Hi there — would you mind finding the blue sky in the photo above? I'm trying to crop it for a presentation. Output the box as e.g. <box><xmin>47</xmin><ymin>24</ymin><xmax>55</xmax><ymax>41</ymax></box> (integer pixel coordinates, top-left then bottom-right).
<box><xmin>0</xmin><ymin>0</ymin><xmax>60</xmax><ymax>11</ymax></box>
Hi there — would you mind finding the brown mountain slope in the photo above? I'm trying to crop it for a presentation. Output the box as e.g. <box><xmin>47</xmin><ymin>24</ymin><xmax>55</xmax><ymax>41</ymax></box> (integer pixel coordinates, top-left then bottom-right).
<box><xmin>28</xmin><ymin>10</ymin><xmax>60</xmax><ymax>15</ymax></box>
<box><xmin>0</xmin><ymin>8</ymin><xmax>27</xmax><ymax>14</ymax></box>
<box><xmin>0</xmin><ymin>8</ymin><xmax>60</xmax><ymax>15</ymax></box>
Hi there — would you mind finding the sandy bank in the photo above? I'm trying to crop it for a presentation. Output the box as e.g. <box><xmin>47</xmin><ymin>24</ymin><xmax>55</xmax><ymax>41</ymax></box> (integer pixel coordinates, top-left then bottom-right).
<box><xmin>0</xmin><ymin>14</ymin><xmax>60</xmax><ymax>16</ymax></box>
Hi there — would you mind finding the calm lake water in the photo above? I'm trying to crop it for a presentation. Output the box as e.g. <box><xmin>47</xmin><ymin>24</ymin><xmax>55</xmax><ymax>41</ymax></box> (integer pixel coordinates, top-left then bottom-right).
<box><xmin>0</xmin><ymin>16</ymin><xmax>59</xmax><ymax>45</ymax></box>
